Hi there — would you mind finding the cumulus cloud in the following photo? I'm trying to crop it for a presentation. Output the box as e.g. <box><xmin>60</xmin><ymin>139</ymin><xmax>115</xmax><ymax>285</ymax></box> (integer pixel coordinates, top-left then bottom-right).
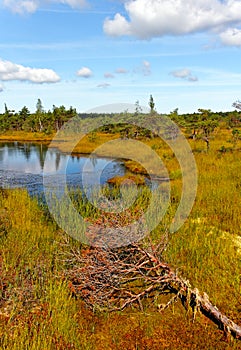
<box><xmin>103</xmin><ymin>0</ymin><xmax>241</xmax><ymax>40</ymax></box>
<box><xmin>97</xmin><ymin>83</ymin><xmax>111</xmax><ymax>88</ymax></box>
<box><xmin>3</xmin><ymin>0</ymin><xmax>87</xmax><ymax>14</ymax></box>
<box><xmin>76</xmin><ymin>66</ymin><xmax>93</xmax><ymax>78</ymax></box>
<box><xmin>0</xmin><ymin>58</ymin><xmax>60</xmax><ymax>83</ymax></box>
<box><xmin>104</xmin><ymin>13</ymin><xmax>131</xmax><ymax>37</ymax></box>
<box><xmin>3</xmin><ymin>0</ymin><xmax>38</xmax><ymax>13</ymax></box>
<box><xmin>170</xmin><ymin>68</ymin><xmax>198</xmax><ymax>82</ymax></box>
<box><xmin>220</xmin><ymin>28</ymin><xmax>241</xmax><ymax>46</ymax></box>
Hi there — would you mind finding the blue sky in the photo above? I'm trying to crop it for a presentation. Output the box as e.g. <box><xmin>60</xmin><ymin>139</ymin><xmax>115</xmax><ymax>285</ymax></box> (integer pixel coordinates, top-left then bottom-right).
<box><xmin>0</xmin><ymin>0</ymin><xmax>241</xmax><ymax>114</ymax></box>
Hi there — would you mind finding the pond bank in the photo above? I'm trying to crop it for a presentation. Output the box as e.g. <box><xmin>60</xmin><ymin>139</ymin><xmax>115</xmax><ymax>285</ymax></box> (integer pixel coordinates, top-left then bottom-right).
<box><xmin>0</xmin><ymin>132</ymin><xmax>150</xmax><ymax>177</ymax></box>
<box><xmin>0</xmin><ymin>131</ymin><xmax>179</xmax><ymax>179</ymax></box>
<box><xmin>0</xmin><ymin>131</ymin><xmax>53</xmax><ymax>143</ymax></box>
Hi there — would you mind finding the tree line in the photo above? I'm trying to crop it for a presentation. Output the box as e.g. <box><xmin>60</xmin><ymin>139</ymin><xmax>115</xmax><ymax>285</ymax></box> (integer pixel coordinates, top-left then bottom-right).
<box><xmin>0</xmin><ymin>98</ymin><xmax>241</xmax><ymax>136</ymax></box>
<box><xmin>0</xmin><ymin>99</ymin><xmax>78</xmax><ymax>134</ymax></box>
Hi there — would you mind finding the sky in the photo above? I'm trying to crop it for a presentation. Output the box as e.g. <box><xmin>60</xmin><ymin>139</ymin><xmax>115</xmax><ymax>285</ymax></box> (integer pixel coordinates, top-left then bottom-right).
<box><xmin>0</xmin><ymin>0</ymin><xmax>241</xmax><ymax>114</ymax></box>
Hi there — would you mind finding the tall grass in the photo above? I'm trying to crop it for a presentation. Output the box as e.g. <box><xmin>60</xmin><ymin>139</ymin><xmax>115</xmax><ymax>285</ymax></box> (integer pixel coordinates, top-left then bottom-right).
<box><xmin>165</xmin><ymin>132</ymin><xmax>241</xmax><ymax>325</ymax></box>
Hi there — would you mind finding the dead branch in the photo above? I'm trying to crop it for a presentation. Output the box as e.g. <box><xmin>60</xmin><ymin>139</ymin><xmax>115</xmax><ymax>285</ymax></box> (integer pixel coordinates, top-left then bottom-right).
<box><xmin>63</xmin><ymin>237</ymin><xmax>241</xmax><ymax>340</ymax></box>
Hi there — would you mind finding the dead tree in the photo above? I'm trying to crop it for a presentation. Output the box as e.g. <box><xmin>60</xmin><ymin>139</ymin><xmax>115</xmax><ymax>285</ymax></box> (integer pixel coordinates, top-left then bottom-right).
<box><xmin>203</xmin><ymin>136</ymin><xmax>210</xmax><ymax>150</ymax></box>
<box><xmin>63</xmin><ymin>236</ymin><xmax>241</xmax><ymax>340</ymax></box>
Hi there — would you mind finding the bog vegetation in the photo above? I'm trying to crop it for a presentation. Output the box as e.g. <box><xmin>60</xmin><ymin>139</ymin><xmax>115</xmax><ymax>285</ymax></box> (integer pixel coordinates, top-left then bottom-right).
<box><xmin>0</xmin><ymin>99</ymin><xmax>241</xmax><ymax>349</ymax></box>
<box><xmin>0</xmin><ymin>98</ymin><xmax>240</xmax><ymax>135</ymax></box>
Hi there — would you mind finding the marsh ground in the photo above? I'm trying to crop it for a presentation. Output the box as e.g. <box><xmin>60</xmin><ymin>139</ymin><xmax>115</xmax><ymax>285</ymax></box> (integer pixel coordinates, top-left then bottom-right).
<box><xmin>0</xmin><ymin>126</ymin><xmax>241</xmax><ymax>349</ymax></box>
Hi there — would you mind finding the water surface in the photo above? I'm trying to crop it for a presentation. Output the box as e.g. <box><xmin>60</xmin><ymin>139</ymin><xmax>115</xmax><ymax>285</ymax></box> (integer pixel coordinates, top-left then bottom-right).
<box><xmin>0</xmin><ymin>141</ymin><xmax>126</xmax><ymax>196</ymax></box>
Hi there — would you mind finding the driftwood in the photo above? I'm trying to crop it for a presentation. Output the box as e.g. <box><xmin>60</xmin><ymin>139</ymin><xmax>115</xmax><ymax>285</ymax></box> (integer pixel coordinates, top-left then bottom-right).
<box><xmin>63</xmin><ymin>235</ymin><xmax>241</xmax><ymax>340</ymax></box>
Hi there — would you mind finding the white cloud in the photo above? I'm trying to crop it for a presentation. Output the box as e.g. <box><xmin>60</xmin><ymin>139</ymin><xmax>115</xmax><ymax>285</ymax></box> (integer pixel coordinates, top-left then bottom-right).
<box><xmin>3</xmin><ymin>0</ymin><xmax>87</xmax><ymax>14</ymax></box>
<box><xmin>142</xmin><ymin>60</ymin><xmax>151</xmax><ymax>76</ymax></box>
<box><xmin>3</xmin><ymin>0</ymin><xmax>38</xmax><ymax>13</ymax></box>
<box><xmin>133</xmin><ymin>60</ymin><xmax>151</xmax><ymax>76</ymax></box>
<box><xmin>104</xmin><ymin>13</ymin><xmax>131</xmax><ymax>37</ymax></box>
<box><xmin>115</xmin><ymin>67</ymin><xmax>129</xmax><ymax>74</ymax></box>
<box><xmin>171</xmin><ymin>68</ymin><xmax>191</xmax><ymax>78</ymax></box>
<box><xmin>60</xmin><ymin>0</ymin><xmax>87</xmax><ymax>8</ymax></box>
<box><xmin>97</xmin><ymin>83</ymin><xmax>111</xmax><ymax>88</ymax></box>
<box><xmin>0</xmin><ymin>58</ymin><xmax>60</xmax><ymax>83</ymax></box>
<box><xmin>220</xmin><ymin>28</ymin><xmax>241</xmax><ymax>46</ymax></box>
<box><xmin>104</xmin><ymin>72</ymin><xmax>115</xmax><ymax>78</ymax></box>
<box><xmin>104</xmin><ymin>0</ymin><xmax>241</xmax><ymax>40</ymax></box>
<box><xmin>76</xmin><ymin>66</ymin><xmax>93</xmax><ymax>78</ymax></box>
<box><xmin>170</xmin><ymin>68</ymin><xmax>198</xmax><ymax>82</ymax></box>
<box><xmin>188</xmin><ymin>75</ymin><xmax>198</xmax><ymax>82</ymax></box>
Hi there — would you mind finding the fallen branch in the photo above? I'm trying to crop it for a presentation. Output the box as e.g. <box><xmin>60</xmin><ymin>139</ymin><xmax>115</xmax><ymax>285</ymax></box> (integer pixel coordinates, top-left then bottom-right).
<box><xmin>191</xmin><ymin>288</ymin><xmax>241</xmax><ymax>339</ymax></box>
<box><xmin>63</xmin><ymin>236</ymin><xmax>241</xmax><ymax>340</ymax></box>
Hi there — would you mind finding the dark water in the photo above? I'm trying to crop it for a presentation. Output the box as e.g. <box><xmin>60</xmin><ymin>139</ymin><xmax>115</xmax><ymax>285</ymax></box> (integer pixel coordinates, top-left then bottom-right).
<box><xmin>0</xmin><ymin>142</ymin><xmax>126</xmax><ymax>197</ymax></box>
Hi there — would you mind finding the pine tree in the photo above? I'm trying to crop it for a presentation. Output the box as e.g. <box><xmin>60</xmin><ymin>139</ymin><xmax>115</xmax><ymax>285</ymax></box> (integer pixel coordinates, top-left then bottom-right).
<box><xmin>149</xmin><ymin>94</ymin><xmax>155</xmax><ymax>114</ymax></box>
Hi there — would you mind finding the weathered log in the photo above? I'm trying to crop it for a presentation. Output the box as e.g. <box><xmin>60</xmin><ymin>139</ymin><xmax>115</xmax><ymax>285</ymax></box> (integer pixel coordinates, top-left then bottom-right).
<box><xmin>190</xmin><ymin>288</ymin><xmax>241</xmax><ymax>339</ymax></box>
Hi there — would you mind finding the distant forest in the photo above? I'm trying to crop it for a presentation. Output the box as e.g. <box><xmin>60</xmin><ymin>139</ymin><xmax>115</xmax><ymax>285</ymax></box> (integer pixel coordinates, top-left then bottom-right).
<box><xmin>1</xmin><ymin>98</ymin><xmax>241</xmax><ymax>135</ymax></box>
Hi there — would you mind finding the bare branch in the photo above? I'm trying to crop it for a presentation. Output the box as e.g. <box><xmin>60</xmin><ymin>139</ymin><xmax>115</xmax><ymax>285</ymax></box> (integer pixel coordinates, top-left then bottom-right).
<box><xmin>64</xmin><ymin>239</ymin><xmax>241</xmax><ymax>340</ymax></box>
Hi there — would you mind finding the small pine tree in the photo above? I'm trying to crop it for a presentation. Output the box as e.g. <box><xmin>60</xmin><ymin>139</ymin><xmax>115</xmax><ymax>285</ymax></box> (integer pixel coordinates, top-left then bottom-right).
<box><xmin>149</xmin><ymin>94</ymin><xmax>155</xmax><ymax>114</ymax></box>
<box><xmin>36</xmin><ymin>98</ymin><xmax>44</xmax><ymax>132</ymax></box>
<box><xmin>134</xmin><ymin>100</ymin><xmax>142</xmax><ymax>115</ymax></box>
<box><xmin>4</xmin><ymin>103</ymin><xmax>8</xmax><ymax>115</ymax></box>
<box><xmin>36</xmin><ymin>98</ymin><xmax>44</xmax><ymax>114</ymax></box>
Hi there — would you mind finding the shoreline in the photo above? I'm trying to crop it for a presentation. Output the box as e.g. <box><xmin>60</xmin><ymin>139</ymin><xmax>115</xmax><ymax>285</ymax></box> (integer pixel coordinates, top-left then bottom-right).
<box><xmin>0</xmin><ymin>131</ymin><xmax>53</xmax><ymax>144</ymax></box>
<box><xmin>0</xmin><ymin>131</ymin><xmax>179</xmax><ymax>179</ymax></box>
<box><xmin>0</xmin><ymin>133</ymin><xmax>150</xmax><ymax>181</ymax></box>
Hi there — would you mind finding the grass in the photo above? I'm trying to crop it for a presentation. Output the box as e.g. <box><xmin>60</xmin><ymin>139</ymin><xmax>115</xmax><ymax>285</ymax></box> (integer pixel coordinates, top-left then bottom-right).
<box><xmin>47</xmin><ymin>132</ymin><xmax>120</xmax><ymax>155</ymax></box>
<box><xmin>0</xmin><ymin>190</ymin><xmax>240</xmax><ymax>350</ymax></box>
<box><xmin>1</xmin><ymin>126</ymin><xmax>241</xmax><ymax>348</ymax></box>
<box><xmin>0</xmin><ymin>131</ymin><xmax>54</xmax><ymax>143</ymax></box>
<box><xmin>107</xmin><ymin>173</ymin><xmax>146</xmax><ymax>186</ymax></box>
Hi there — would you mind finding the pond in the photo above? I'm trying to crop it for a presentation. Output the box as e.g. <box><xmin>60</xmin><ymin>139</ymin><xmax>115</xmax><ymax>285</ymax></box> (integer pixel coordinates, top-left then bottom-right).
<box><xmin>0</xmin><ymin>141</ymin><xmax>126</xmax><ymax>197</ymax></box>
